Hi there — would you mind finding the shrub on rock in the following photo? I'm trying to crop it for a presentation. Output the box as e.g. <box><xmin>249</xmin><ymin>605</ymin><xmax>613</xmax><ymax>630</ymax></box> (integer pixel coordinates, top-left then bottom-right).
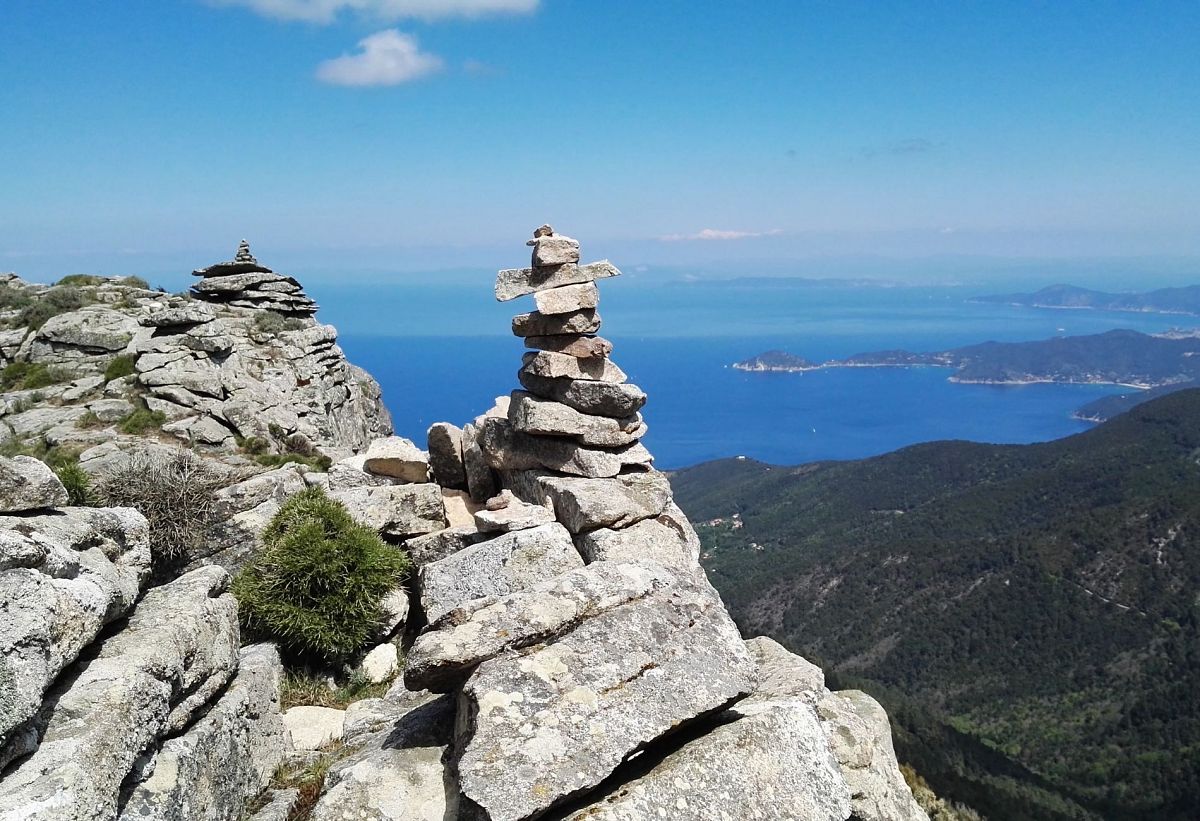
<box><xmin>103</xmin><ymin>353</ymin><xmax>138</xmax><ymax>382</ymax></box>
<box><xmin>233</xmin><ymin>486</ymin><xmax>410</xmax><ymax>665</ymax></box>
<box><xmin>95</xmin><ymin>449</ymin><xmax>224</xmax><ymax>577</ymax></box>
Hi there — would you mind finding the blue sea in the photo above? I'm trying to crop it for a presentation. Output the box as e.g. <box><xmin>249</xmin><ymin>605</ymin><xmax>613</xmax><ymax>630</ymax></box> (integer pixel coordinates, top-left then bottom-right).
<box><xmin>315</xmin><ymin>278</ymin><xmax>1193</xmax><ymax>470</ymax></box>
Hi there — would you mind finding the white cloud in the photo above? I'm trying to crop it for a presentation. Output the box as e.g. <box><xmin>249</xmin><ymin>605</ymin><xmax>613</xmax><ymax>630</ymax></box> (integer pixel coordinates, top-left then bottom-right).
<box><xmin>315</xmin><ymin>29</ymin><xmax>442</xmax><ymax>86</ymax></box>
<box><xmin>659</xmin><ymin>228</ymin><xmax>784</xmax><ymax>242</ymax></box>
<box><xmin>214</xmin><ymin>0</ymin><xmax>539</xmax><ymax>24</ymax></box>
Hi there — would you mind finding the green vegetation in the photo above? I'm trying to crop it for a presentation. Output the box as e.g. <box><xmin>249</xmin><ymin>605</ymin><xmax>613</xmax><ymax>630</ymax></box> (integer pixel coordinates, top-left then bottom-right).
<box><xmin>117</xmin><ymin>405</ymin><xmax>166</xmax><ymax>435</ymax></box>
<box><xmin>94</xmin><ymin>449</ymin><xmax>225</xmax><ymax>579</ymax></box>
<box><xmin>233</xmin><ymin>487</ymin><xmax>410</xmax><ymax>665</ymax></box>
<box><xmin>103</xmin><ymin>354</ymin><xmax>137</xmax><ymax>382</ymax></box>
<box><xmin>15</xmin><ymin>285</ymin><xmax>89</xmax><ymax>330</ymax></box>
<box><xmin>237</xmin><ymin>425</ymin><xmax>332</xmax><ymax>471</ymax></box>
<box><xmin>56</xmin><ymin>274</ymin><xmax>105</xmax><ymax>286</ymax></box>
<box><xmin>75</xmin><ymin>411</ymin><xmax>104</xmax><ymax>429</ymax></box>
<box><xmin>118</xmin><ymin>275</ymin><xmax>150</xmax><ymax>290</ymax></box>
<box><xmin>672</xmin><ymin>389</ymin><xmax>1200</xmax><ymax>821</ymax></box>
<box><xmin>268</xmin><ymin>742</ymin><xmax>346</xmax><ymax>820</ymax></box>
<box><xmin>0</xmin><ymin>361</ymin><xmax>70</xmax><ymax>392</ymax></box>
<box><xmin>54</xmin><ymin>461</ymin><xmax>93</xmax><ymax>506</ymax></box>
<box><xmin>253</xmin><ymin>311</ymin><xmax>306</xmax><ymax>337</ymax></box>
<box><xmin>0</xmin><ymin>283</ymin><xmax>34</xmax><ymax>312</ymax></box>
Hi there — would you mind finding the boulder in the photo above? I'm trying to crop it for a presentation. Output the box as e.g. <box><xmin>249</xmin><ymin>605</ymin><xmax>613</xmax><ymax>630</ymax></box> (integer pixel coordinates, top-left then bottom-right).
<box><xmin>282</xmin><ymin>706</ymin><xmax>345</xmax><ymax>751</ymax></box>
<box><xmin>363</xmin><ymin>436</ymin><xmax>430</xmax><ymax>482</ymax></box>
<box><xmin>418</xmin><ymin>522</ymin><xmax>582</xmax><ymax>623</ymax></box>
<box><xmin>454</xmin><ymin>568</ymin><xmax>757</xmax><ymax>821</ymax></box>
<box><xmin>426</xmin><ymin>422</ymin><xmax>467</xmax><ymax>489</ymax></box>
<box><xmin>743</xmin><ymin>636</ymin><xmax>826</xmax><ymax>706</ymax></box>
<box><xmin>495</xmin><ymin>260</ymin><xmax>619</xmax><ymax>302</ymax></box>
<box><xmin>308</xmin><ymin>693</ymin><xmax>457</xmax><ymax>821</ymax></box>
<box><xmin>0</xmin><ymin>506</ymin><xmax>151</xmax><ymax>756</ymax></box>
<box><xmin>406</xmin><ymin>560</ymin><xmax>678</xmax><ymax>692</ymax></box>
<box><xmin>376</xmin><ymin>587</ymin><xmax>411</xmax><ymax>640</ymax></box>
<box><xmin>473</xmin><ymin>491</ymin><xmax>555</xmax><ymax>533</ymax></box>
<box><xmin>574</xmin><ymin>502</ymin><xmax>701</xmax><ymax>569</ymax></box>
<box><xmin>0</xmin><ymin>566</ymin><xmax>240</xmax><ymax>820</ymax></box>
<box><xmin>817</xmin><ymin>690</ymin><xmax>930</xmax><ymax>821</ymax></box>
<box><xmin>117</xmin><ymin>644</ymin><xmax>290</xmax><ymax>821</ymax></box>
<box><xmin>35</xmin><ymin>306</ymin><xmax>140</xmax><ymax>352</ymax></box>
<box><xmin>532</xmin><ymin>282</ymin><xmax>599</xmax><ymax>315</ymax></box>
<box><xmin>564</xmin><ymin>700</ymin><xmax>852</xmax><ymax>821</ymax></box>
<box><xmin>85</xmin><ymin>397</ymin><xmax>134</xmax><ymax>423</ymax></box>
<box><xmin>518</xmin><ymin>370</ymin><xmax>647</xmax><ymax>417</ymax></box>
<box><xmin>361</xmin><ymin>642</ymin><xmax>399</xmax><ymax>684</ymax></box>
<box><xmin>479</xmin><ymin>416</ymin><xmax>652</xmax><ymax>479</ymax></box>
<box><xmin>327</xmin><ymin>455</ymin><xmax>397</xmax><ymax>491</ymax></box>
<box><xmin>0</xmin><ymin>455</ymin><xmax>68</xmax><ymax>513</ymax></box>
<box><xmin>328</xmin><ymin>483</ymin><xmax>447</xmax><ymax>538</ymax></box>
<box><xmin>511</xmin><ymin>308</ymin><xmax>602</xmax><ymax>338</ymax></box>
<box><xmin>521</xmin><ymin>350</ymin><xmax>627</xmax><ymax>383</ymax></box>
<box><xmin>440</xmin><ymin>488</ymin><xmax>480</xmax><ymax>528</ymax></box>
<box><xmin>460</xmin><ymin>422</ymin><xmax>498</xmax><ymax>502</ymax></box>
<box><xmin>524</xmin><ymin>333</ymin><xmax>614</xmax><ymax>359</ymax></box>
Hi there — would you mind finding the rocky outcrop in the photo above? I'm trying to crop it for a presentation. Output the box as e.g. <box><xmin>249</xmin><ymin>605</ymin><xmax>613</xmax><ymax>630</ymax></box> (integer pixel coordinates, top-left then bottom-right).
<box><xmin>0</xmin><ymin>255</ymin><xmax>390</xmax><ymax>469</ymax></box>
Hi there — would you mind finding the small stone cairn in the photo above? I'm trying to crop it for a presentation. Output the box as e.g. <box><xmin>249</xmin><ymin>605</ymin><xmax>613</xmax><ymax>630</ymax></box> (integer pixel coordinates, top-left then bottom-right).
<box><xmin>190</xmin><ymin>240</ymin><xmax>318</xmax><ymax>316</ymax></box>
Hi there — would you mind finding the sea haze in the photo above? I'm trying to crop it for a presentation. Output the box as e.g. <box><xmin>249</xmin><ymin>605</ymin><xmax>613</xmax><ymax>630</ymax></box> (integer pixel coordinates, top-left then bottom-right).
<box><xmin>322</xmin><ymin>278</ymin><xmax>1192</xmax><ymax>469</ymax></box>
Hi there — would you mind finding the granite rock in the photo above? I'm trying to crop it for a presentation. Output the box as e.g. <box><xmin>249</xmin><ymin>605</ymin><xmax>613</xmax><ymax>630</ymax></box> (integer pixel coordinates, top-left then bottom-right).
<box><xmin>532</xmin><ymin>282</ymin><xmax>599</xmax><ymax>315</ymax></box>
<box><xmin>523</xmin><ymin>333</ymin><xmax>614</xmax><ymax>359</ymax></box>
<box><xmin>520</xmin><ymin>349</ymin><xmax>627</xmax><ymax>382</ymax></box>
<box><xmin>426</xmin><ymin>422</ymin><xmax>467</xmax><ymax>490</ymax></box>
<box><xmin>363</xmin><ymin>436</ymin><xmax>430</xmax><ymax>482</ymax></box>
<box><xmin>495</xmin><ymin>261</ymin><xmax>620</xmax><ymax>302</ymax></box>
<box><xmin>511</xmin><ymin>309</ymin><xmax>602</xmax><ymax>338</ymax></box>
<box><xmin>517</xmin><ymin>370</ymin><xmax>647</xmax><ymax>417</ymax></box>
<box><xmin>0</xmin><ymin>455</ymin><xmax>68</xmax><ymax>513</ymax></box>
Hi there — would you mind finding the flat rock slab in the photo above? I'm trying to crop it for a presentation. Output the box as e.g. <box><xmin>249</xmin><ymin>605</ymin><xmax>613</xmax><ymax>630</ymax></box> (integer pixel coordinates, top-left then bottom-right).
<box><xmin>518</xmin><ymin>371</ymin><xmax>647</xmax><ymax>418</ymax></box>
<box><xmin>524</xmin><ymin>334</ymin><xmax>613</xmax><ymax>359</ymax></box>
<box><xmin>328</xmin><ymin>483</ymin><xmax>446</xmax><ymax>538</ymax></box>
<box><xmin>511</xmin><ymin>471</ymin><xmax>673</xmax><ymax>533</ymax></box>
<box><xmin>532</xmin><ymin>282</ymin><xmax>599</xmax><ymax>315</ymax></box>
<box><xmin>418</xmin><ymin>522</ymin><xmax>582</xmax><ymax>624</ymax></box>
<box><xmin>574</xmin><ymin>502</ymin><xmax>701</xmax><ymax>570</ymax></box>
<box><xmin>404</xmin><ymin>525</ymin><xmax>487</xmax><ymax>566</ymax></box>
<box><xmin>512</xmin><ymin>309</ymin><xmax>602</xmax><ymax>338</ymax></box>
<box><xmin>0</xmin><ymin>455</ymin><xmax>68</xmax><ymax>513</ymax></box>
<box><xmin>563</xmin><ymin>700</ymin><xmax>851</xmax><ymax>821</ymax></box>
<box><xmin>480</xmin><ymin>417</ymin><xmax>652</xmax><ymax>479</ymax></box>
<box><xmin>743</xmin><ymin>636</ymin><xmax>826</xmax><ymax>705</ymax></box>
<box><xmin>509</xmin><ymin>391</ymin><xmax>644</xmax><ymax>447</ymax></box>
<box><xmin>363</xmin><ymin>436</ymin><xmax>430</xmax><ymax>482</ymax></box>
<box><xmin>406</xmin><ymin>561</ymin><xmax>679</xmax><ymax>692</ymax></box>
<box><xmin>454</xmin><ymin>568</ymin><xmax>757</xmax><ymax>821</ymax></box>
<box><xmin>521</xmin><ymin>350</ymin><xmax>626</xmax><ymax>383</ymax></box>
<box><xmin>426</xmin><ymin>422</ymin><xmax>467</xmax><ymax>490</ymax></box>
<box><xmin>495</xmin><ymin>260</ymin><xmax>619</xmax><ymax>302</ymax></box>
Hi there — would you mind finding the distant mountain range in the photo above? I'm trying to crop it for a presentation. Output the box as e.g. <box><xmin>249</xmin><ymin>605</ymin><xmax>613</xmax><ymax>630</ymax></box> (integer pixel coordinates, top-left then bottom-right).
<box><xmin>975</xmin><ymin>283</ymin><xmax>1200</xmax><ymax>315</ymax></box>
<box><xmin>671</xmin><ymin>389</ymin><xmax>1200</xmax><ymax>821</ymax></box>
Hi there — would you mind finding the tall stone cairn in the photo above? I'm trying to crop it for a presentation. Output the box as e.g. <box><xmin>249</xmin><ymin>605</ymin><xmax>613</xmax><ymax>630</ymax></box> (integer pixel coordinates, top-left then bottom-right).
<box><xmin>190</xmin><ymin>240</ymin><xmax>319</xmax><ymax>316</ymax></box>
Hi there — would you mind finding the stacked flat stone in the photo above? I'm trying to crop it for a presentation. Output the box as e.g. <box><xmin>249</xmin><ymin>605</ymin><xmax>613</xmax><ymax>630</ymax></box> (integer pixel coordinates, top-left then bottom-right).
<box><xmin>481</xmin><ymin>225</ymin><xmax>652</xmax><ymax>486</ymax></box>
<box><xmin>190</xmin><ymin>240</ymin><xmax>318</xmax><ymax>317</ymax></box>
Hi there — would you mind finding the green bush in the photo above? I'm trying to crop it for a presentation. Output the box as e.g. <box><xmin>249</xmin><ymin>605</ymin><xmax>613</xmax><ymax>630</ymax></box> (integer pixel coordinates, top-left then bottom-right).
<box><xmin>76</xmin><ymin>411</ymin><xmax>105</xmax><ymax>429</ymax></box>
<box><xmin>253</xmin><ymin>452</ymin><xmax>333</xmax><ymax>472</ymax></box>
<box><xmin>0</xmin><ymin>283</ymin><xmax>34</xmax><ymax>312</ymax></box>
<box><xmin>253</xmin><ymin>311</ymin><xmax>306</xmax><ymax>337</ymax></box>
<box><xmin>233</xmin><ymin>487</ymin><xmax>410</xmax><ymax>665</ymax></box>
<box><xmin>118</xmin><ymin>406</ymin><xmax>166</xmax><ymax>434</ymax></box>
<box><xmin>94</xmin><ymin>449</ymin><xmax>225</xmax><ymax>579</ymax></box>
<box><xmin>118</xmin><ymin>276</ymin><xmax>150</xmax><ymax>290</ymax></box>
<box><xmin>238</xmin><ymin>435</ymin><xmax>270</xmax><ymax>455</ymax></box>
<box><xmin>0</xmin><ymin>361</ymin><xmax>70</xmax><ymax>391</ymax></box>
<box><xmin>54</xmin><ymin>462</ymin><xmax>93</xmax><ymax>506</ymax></box>
<box><xmin>56</xmin><ymin>274</ymin><xmax>104</xmax><ymax>286</ymax></box>
<box><xmin>103</xmin><ymin>354</ymin><xmax>137</xmax><ymax>382</ymax></box>
<box><xmin>16</xmin><ymin>286</ymin><xmax>88</xmax><ymax>330</ymax></box>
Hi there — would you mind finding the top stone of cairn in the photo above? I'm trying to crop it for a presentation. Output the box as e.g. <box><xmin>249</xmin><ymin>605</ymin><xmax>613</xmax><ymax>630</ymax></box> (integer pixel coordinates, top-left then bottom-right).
<box><xmin>495</xmin><ymin>225</ymin><xmax>620</xmax><ymax>302</ymax></box>
<box><xmin>192</xmin><ymin>239</ymin><xmax>272</xmax><ymax>277</ymax></box>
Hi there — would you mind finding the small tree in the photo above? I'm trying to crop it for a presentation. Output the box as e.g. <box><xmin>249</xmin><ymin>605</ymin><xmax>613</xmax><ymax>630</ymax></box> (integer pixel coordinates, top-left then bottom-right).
<box><xmin>94</xmin><ymin>449</ymin><xmax>225</xmax><ymax>578</ymax></box>
<box><xmin>233</xmin><ymin>487</ymin><xmax>410</xmax><ymax>665</ymax></box>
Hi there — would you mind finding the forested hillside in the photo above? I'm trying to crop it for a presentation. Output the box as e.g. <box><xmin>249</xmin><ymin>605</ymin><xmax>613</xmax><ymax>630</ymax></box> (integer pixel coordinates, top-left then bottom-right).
<box><xmin>673</xmin><ymin>389</ymin><xmax>1200</xmax><ymax>820</ymax></box>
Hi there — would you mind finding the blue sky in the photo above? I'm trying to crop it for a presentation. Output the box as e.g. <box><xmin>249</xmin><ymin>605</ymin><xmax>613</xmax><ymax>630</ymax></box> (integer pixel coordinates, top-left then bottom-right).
<box><xmin>2</xmin><ymin>0</ymin><xmax>1198</xmax><ymax>282</ymax></box>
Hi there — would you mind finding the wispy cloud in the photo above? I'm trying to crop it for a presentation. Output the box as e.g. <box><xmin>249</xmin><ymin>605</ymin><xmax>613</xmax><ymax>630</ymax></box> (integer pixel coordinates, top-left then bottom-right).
<box><xmin>659</xmin><ymin>228</ymin><xmax>784</xmax><ymax>242</ymax></box>
<box><xmin>213</xmin><ymin>0</ymin><xmax>539</xmax><ymax>24</ymax></box>
<box><xmin>315</xmin><ymin>29</ymin><xmax>442</xmax><ymax>86</ymax></box>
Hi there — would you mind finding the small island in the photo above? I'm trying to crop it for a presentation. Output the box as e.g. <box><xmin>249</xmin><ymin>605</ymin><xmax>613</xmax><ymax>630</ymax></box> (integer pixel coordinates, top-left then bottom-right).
<box><xmin>732</xmin><ymin>349</ymin><xmax>820</xmax><ymax>372</ymax></box>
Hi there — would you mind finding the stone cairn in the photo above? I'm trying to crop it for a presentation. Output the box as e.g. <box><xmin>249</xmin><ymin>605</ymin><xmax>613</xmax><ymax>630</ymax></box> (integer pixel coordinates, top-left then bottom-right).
<box><xmin>190</xmin><ymin>240</ymin><xmax>318</xmax><ymax>316</ymax></box>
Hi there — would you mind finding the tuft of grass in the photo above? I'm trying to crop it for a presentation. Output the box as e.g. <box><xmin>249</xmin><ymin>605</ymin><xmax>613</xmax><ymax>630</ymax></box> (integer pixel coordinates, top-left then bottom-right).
<box><xmin>15</xmin><ymin>286</ymin><xmax>90</xmax><ymax>330</ymax></box>
<box><xmin>54</xmin><ymin>461</ymin><xmax>93</xmax><ymax>506</ymax></box>
<box><xmin>279</xmin><ymin>669</ymin><xmax>392</xmax><ymax>711</ymax></box>
<box><xmin>254</xmin><ymin>311</ymin><xmax>306</xmax><ymax>337</ymax></box>
<box><xmin>117</xmin><ymin>406</ymin><xmax>167</xmax><ymax>435</ymax></box>
<box><xmin>118</xmin><ymin>275</ymin><xmax>150</xmax><ymax>290</ymax></box>
<box><xmin>56</xmin><ymin>274</ymin><xmax>104</xmax><ymax>286</ymax></box>
<box><xmin>76</xmin><ymin>411</ymin><xmax>105</xmax><ymax>429</ymax></box>
<box><xmin>0</xmin><ymin>362</ymin><xmax>71</xmax><ymax>392</ymax></box>
<box><xmin>269</xmin><ymin>742</ymin><xmax>347</xmax><ymax>820</ymax></box>
<box><xmin>103</xmin><ymin>354</ymin><xmax>137</xmax><ymax>382</ymax></box>
<box><xmin>252</xmin><ymin>452</ymin><xmax>333</xmax><ymax>472</ymax></box>
<box><xmin>233</xmin><ymin>487</ymin><xmax>410</xmax><ymax>665</ymax></box>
